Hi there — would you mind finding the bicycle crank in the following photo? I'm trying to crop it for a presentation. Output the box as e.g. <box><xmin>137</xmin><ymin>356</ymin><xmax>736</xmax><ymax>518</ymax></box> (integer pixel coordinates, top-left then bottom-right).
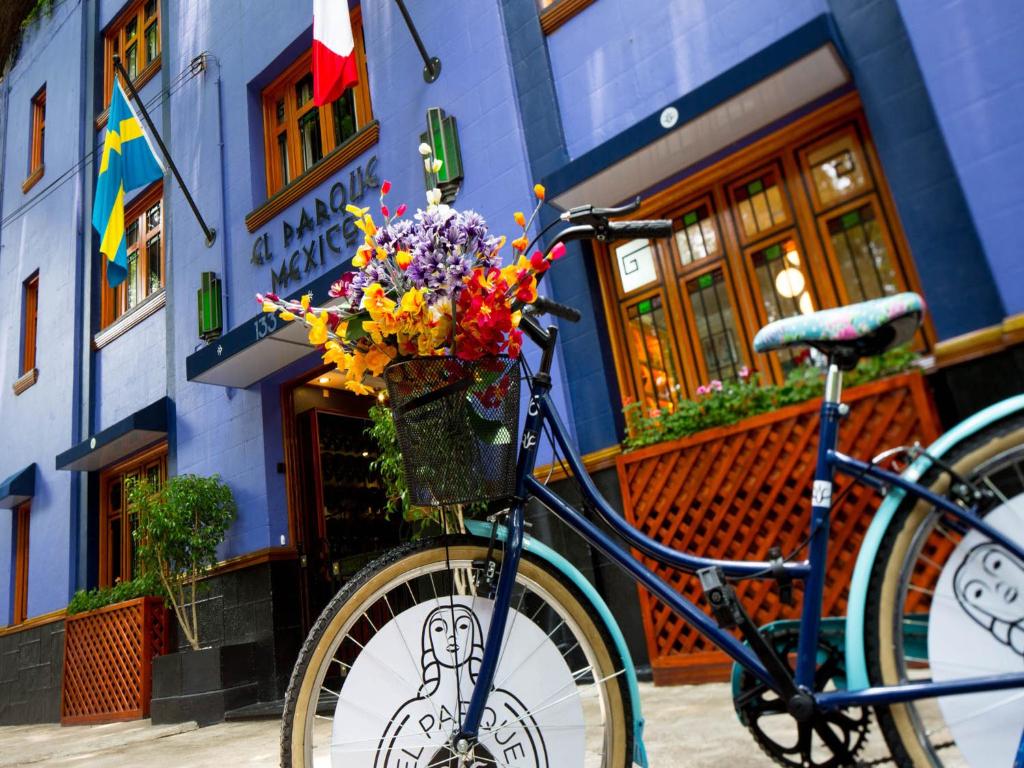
<box><xmin>733</xmin><ymin>624</ymin><xmax>871</xmax><ymax>768</ymax></box>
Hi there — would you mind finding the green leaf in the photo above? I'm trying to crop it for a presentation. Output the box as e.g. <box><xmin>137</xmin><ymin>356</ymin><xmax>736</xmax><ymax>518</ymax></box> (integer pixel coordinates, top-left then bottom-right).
<box><xmin>465</xmin><ymin>406</ymin><xmax>512</xmax><ymax>445</ymax></box>
<box><xmin>345</xmin><ymin>314</ymin><xmax>370</xmax><ymax>342</ymax></box>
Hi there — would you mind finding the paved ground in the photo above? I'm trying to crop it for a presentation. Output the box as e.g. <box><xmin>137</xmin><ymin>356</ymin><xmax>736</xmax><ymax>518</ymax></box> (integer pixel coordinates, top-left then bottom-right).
<box><xmin>0</xmin><ymin>682</ymin><xmax>894</xmax><ymax>767</ymax></box>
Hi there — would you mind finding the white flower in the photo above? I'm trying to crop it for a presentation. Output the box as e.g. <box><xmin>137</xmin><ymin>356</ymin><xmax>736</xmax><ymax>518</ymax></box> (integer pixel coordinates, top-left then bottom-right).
<box><xmin>426</xmin><ymin>187</ymin><xmax>442</xmax><ymax>206</ymax></box>
<box><xmin>423</xmin><ymin>157</ymin><xmax>433</xmax><ymax>173</ymax></box>
<box><xmin>432</xmin><ymin>158</ymin><xmax>443</xmax><ymax>173</ymax></box>
<box><xmin>418</xmin><ymin>142</ymin><xmax>432</xmax><ymax>157</ymax></box>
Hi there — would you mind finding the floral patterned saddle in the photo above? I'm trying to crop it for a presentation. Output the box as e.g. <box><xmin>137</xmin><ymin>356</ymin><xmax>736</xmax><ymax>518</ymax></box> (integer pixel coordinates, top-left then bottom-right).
<box><xmin>753</xmin><ymin>292</ymin><xmax>925</xmax><ymax>366</ymax></box>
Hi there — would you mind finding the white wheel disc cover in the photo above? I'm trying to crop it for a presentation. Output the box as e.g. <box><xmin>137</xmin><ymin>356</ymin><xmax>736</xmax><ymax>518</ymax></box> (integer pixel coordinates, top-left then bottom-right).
<box><xmin>331</xmin><ymin>597</ymin><xmax>586</xmax><ymax>767</ymax></box>
<box><xmin>930</xmin><ymin>497</ymin><xmax>1024</xmax><ymax>766</ymax></box>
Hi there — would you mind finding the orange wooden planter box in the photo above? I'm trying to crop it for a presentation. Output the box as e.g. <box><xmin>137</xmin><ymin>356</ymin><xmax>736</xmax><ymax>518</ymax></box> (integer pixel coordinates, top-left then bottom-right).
<box><xmin>61</xmin><ymin>596</ymin><xmax>169</xmax><ymax>724</ymax></box>
<box><xmin>616</xmin><ymin>371</ymin><xmax>941</xmax><ymax>685</ymax></box>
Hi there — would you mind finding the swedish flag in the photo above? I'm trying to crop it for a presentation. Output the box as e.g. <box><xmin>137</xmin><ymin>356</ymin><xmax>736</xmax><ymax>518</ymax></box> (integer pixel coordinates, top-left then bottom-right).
<box><xmin>93</xmin><ymin>81</ymin><xmax>164</xmax><ymax>288</ymax></box>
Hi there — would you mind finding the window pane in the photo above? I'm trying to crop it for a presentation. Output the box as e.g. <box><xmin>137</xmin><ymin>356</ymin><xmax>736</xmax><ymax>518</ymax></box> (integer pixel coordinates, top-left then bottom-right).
<box><xmin>827</xmin><ymin>204</ymin><xmax>898</xmax><ymax>302</ymax></box>
<box><xmin>109</xmin><ymin>480</ymin><xmax>122</xmax><ymax>513</ymax></box>
<box><xmin>125</xmin><ymin>17</ymin><xmax>137</xmax><ymax>41</ymax></box>
<box><xmin>127</xmin><ymin>252</ymin><xmax>139</xmax><ymax>309</ymax></box>
<box><xmin>126</xmin><ymin>220</ymin><xmax>139</xmax><ymax>248</ymax></box>
<box><xmin>298</xmin><ymin>110</ymin><xmax>323</xmax><ymax>171</ymax></box>
<box><xmin>276</xmin><ymin>98</ymin><xmax>286</xmax><ymax>125</ymax></box>
<box><xmin>147</xmin><ymin>234</ymin><xmax>162</xmax><ymax>293</ymax></box>
<box><xmin>615</xmin><ymin>239</ymin><xmax>658</xmax><ymax>293</ymax></box>
<box><xmin>675</xmin><ymin>203</ymin><xmax>720</xmax><ymax>266</ymax></box>
<box><xmin>144</xmin><ymin>0</ymin><xmax>157</xmax><ymax>20</ymax></box>
<box><xmin>126</xmin><ymin>42</ymin><xmax>138</xmax><ymax>80</ymax></box>
<box><xmin>146</xmin><ymin>201</ymin><xmax>161</xmax><ymax>230</ymax></box>
<box><xmin>750</xmin><ymin>239</ymin><xmax>815</xmax><ymax>372</ymax></box>
<box><xmin>688</xmin><ymin>269</ymin><xmax>743</xmax><ymax>382</ymax></box>
<box><xmin>277</xmin><ymin>132</ymin><xmax>290</xmax><ymax>185</ymax></box>
<box><xmin>295</xmin><ymin>73</ymin><xmax>315</xmax><ymax>109</ymax></box>
<box><xmin>732</xmin><ymin>169</ymin><xmax>788</xmax><ymax>240</ymax></box>
<box><xmin>110</xmin><ymin>518</ymin><xmax>122</xmax><ymax>583</ymax></box>
<box><xmin>332</xmin><ymin>91</ymin><xmax>357</xmax><ymax>147</ymax></box>
<box><xmin>807</xmin><ymin>134</ymin><xmax>868</xmax><ymax>208</ymax></box>
<box><xmin>145</xmin><ymin>21</ymin><xmax>158</xmax><ymax>64</ymax></box>
<box><xmin>625</xmin><ymin>295</ymin><xmax>679</xmax><ymax>411</ymax></box>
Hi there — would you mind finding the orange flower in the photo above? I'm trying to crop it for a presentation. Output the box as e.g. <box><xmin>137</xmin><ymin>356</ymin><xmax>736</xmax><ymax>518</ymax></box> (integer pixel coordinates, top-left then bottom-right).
<box><xmin>533</xmin><ymin>183</ymin><xmax>545</xmax><ymax>200</ymax></box>
<box><xmin>514</xmin><ymin>211</ymin><xmax>526</xmax><ymax>227</ymax></box>
<box><xmin>512</xmin><ymin>236</ymin><xmax>529</xmax><ymax>252</ymax></box>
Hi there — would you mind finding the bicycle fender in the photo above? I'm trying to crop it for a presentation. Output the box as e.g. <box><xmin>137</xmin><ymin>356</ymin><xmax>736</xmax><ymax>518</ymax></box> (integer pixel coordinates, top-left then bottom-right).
<box><xmin>464</xmin><ymin>519</ymin><xmax>649</xmax><ymax>768</ymax></box>
<box><xmin>844</xmin><ymin>393</ymin><xmax>1024</xmax><ymax>691</ymax></box>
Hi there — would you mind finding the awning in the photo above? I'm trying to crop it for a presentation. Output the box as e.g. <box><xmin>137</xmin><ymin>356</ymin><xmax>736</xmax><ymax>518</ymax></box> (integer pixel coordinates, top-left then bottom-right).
<box><xmin>186</xmin><ymin>264</ymin><xmax>345</xmax><ymax>388</ymax></box>
<box><xmin>545</xmin><ymin>14</ymin><xmax>851</xmax><ymax>210</ymax></box>
<box><xmin>56</xmin><ymin>397</ymin><xmax>173</xmax><ymax>471</ymax></box>
<box><xmin>0</xmin><ymin>464</ymin><xmax>35</xmax><ymax>508</ymax></box>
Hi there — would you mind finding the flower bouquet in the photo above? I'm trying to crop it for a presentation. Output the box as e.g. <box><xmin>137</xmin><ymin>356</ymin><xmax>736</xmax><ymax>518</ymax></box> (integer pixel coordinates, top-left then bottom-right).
<box><xmin>258</xmin><ymin>144</ymin><xmax>565</xmax><ymax>505</ymax></box>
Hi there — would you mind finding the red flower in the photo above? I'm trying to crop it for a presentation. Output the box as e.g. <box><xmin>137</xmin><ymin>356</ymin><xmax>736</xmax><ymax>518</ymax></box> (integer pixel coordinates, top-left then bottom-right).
<box><xmin>530</xmin><ymin>250</ymin><xmax>550</xmax><ymax>273</ymax></box>
<box><xmin>396</xmin><ymin>203</ymin><xmax>408</xmax><ymax>218</ymax></box>
<box><xmin>381</xmin><ymin>180</ymin><xmax>392</xmax><ymax>195</ymax></box>
<box><xmin>381</xmin><ymin>204</ymin><xmax>390</xmax><ymax>218</ymax></box>
<box><xmin>548</xmin><ymin>242</ymin><xmax>567</xmax><ymax>261</ymax></box>
<box><xmin>328</xmin><ymin>273</ymin><xmax>355</xmax><ymax>298</ymax></box>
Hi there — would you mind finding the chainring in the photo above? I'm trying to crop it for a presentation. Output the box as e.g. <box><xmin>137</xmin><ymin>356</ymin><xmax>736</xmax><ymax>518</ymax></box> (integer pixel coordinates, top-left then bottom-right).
<box><xmin>733</xmin><ymin>624</ymin><xmax>871</xmax><ymax>768</ymax></box>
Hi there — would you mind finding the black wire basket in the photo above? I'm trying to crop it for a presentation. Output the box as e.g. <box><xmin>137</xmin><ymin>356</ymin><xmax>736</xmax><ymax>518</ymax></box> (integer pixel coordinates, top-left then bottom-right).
<box><xmin>384</xmin><ymin>356</ymin><xmax>521</xmax><ymax>507</ymax></box>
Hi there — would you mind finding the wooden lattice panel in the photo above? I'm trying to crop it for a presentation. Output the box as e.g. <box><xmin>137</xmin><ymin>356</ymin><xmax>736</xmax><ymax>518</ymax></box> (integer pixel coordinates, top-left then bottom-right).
<box><xmin>616</xmin><ymin>372</ymin><xmax>941</xmax><ymax>684</ymax></box>
<box><xmin>61</xmin><ymin>596</ymin><xmax>168</xmax><ymax>724</ymax></box>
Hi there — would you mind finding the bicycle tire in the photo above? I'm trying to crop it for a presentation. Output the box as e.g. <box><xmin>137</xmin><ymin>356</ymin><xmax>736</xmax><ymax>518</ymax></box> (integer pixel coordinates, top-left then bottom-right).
<box><xmin>281</xmin><ymin>535</ymin><xmax>633</xmax><ymax>767</ymax></box>
<box><xmin>864</xmin><ymin>413</ymin><xmax>1024</xmax><ymax>766</ymax></box>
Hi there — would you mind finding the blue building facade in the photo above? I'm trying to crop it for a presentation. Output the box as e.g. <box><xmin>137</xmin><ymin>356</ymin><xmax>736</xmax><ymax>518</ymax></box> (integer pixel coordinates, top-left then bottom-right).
<box><xmin>0</xmin><ymin>0</ymin><xmax>1021</xmax><ymax>722</ymax></box>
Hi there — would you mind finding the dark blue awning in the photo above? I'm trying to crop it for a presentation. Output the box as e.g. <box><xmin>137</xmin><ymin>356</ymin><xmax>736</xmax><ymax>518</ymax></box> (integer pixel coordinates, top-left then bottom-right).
<box><xmin>56</xmin><ymin>397</ymin><xmax>173</xmax><ymax>472</ymax></box>
<box><xmin>0</xmin><ymin>464</ymin><xmax>35</xmax><ymax>508</ymax></box>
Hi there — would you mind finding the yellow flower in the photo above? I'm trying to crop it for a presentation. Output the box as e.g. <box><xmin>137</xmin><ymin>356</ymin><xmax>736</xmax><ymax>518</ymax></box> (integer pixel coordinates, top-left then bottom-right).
<box><xmin>399</xmin><ymin>287</ymin><xmax>426</xmax><ymax>316</ymax></box>
<box><xmin>347</xmin><ymin>352</ymin><xmax>368</xmax><ymax>383</ymax></box>
<box><xmin>396</xmin><ymin>250</ymin><xmax>412</xmax><ymax>269</ymax></box>
<box><xmin>512</xmin><ymin>236</ymin><xmax>528</xmax><ymax>252</ymax></box>
<box><xmin>300</xmin><ymin>294</ymin><xmax>311</xmax><ymax>312</ymax></box>
<box><xmin>344</xmin><ymin>380</ymin><xmax>375</xmax><ymax>396</ymax></box>
<box><xmin>352</xmin><ymin>250</ymin><xmax>368</xmax><ymax>268</ymax></box>
<box><xmin>262</xmin><ymin>301</ymin><xmax>277</xmax><ymax>313</ymax></box>
<box><xmin>345</xmin><ymin>203</ymin><xmax>370</xmax><ymax>217</ymax></box>
<box><xmin>533</xmin><ymin>183</ymin><xmax>546</xmax><ymax>200</ymax></box>
<box><xmin>363</xmin><ymin>214</ymin><xmax>377</xmax><ymax>237</ymax></box>
<box><xmin>375</xmin><ymin>247</ymin><xmax>388</xmax><ymax>261</ymax></box>
<box><xmin>364</xmin><ymin>346</ymin><xmax>393</xmax><ymax>377</ymax></box>
<box><xmin>514</xmin><ymin>211</ymin><xmax>526</xmax><ymax>227</ymax></box>
<box><xmin>307</xmin><ymin>312</ymin><xmax>329</xmax><ymax>346</ymax></box>
<box><xmin>280</xmin><ymin>310</ymin><xmax>296</xmax><ymax>322</ymax></box>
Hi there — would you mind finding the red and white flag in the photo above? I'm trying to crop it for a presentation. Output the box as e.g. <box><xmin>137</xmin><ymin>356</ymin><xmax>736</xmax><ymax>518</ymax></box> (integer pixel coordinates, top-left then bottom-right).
<box><xmin>313</xmin><ymin>0</ymin><xmax>358</xmax><ymax>106</ymax></box>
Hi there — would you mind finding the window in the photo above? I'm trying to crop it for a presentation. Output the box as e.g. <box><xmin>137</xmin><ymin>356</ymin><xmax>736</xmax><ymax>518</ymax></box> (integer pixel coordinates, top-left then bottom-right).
<box><xmin>596</xmin><ymin>100</ymin><xmax>927</xmax><ymax>416</ymax></box>
<box><xmin>21</xmin><ymin>273</ymin><xmax>38</xmax><ymax>376</ymax></box>
<box><xmin>261</xmin><ymin>8</ymin><xmax>372</xmax><ymax>197</ymax></box>
<box><xmin>537</xmin><ymin>0</ymin><xmax>597</xmax><ymax>34</ymax></box>
<box><xmin>101</xmin><ymin>184</ymin><xmax>164</xmax><ymax>328</ymax></box>
<box><xmin>99</xmin><ymin>445</ymin><xmax>166</xmax><ymax>587</ymax></box>
<box><xmin>103</xmin><ymin>0</ymin><xmax>161</xmax><ymax>109</ymax></box>
<box><xmin>23</xmin><ymin>87</ymin><xmax>45</xmax><ymax>192</ymax></box>
<box><xmin>12</xmin><ymin>502</ymin><xmax>30</xmax><ymax>625</ymax></box>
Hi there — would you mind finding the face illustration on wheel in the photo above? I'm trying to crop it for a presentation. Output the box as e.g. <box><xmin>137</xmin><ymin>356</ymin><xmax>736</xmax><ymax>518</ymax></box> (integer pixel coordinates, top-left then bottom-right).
<box><xmin>331</xmin><ymin>597</ymin><xmax>584</xmax><ymax>768</ymax></box>
<box><xmin>954</xmin><ymin>542</ymin><xmax>1024</xmax><ymax>655</ymax></box>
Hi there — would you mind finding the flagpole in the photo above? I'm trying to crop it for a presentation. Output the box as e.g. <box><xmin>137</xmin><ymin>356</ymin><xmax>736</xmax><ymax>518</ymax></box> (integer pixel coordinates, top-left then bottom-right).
<box><xmin>112</xmin><ymin>56</ymin><xmax>217</xmax><ymax>246</ymax></box>
<box><xmin>393</xmin><ymin>0</ymin><xmax>441</xmax><ymax>83</ymax></box>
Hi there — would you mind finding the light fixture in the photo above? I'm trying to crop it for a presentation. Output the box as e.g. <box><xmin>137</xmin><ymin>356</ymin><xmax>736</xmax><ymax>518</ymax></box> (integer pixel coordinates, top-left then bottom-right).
<box><xmin>361</xmin><ymin>451</ymin><xmax>369</xmax><ymax>458</ymax></box>
<box><xmin>318</xmin><ymin>376</ymin><xmax>330</xmax><ymax>385</ymax></box>
<box><xmin>421</xmin><ymin>107</ymin><xmax>463</xmax><ymax>203</ymax></box>
<box><xmin>774</xmin><ymin>267</ymin><xmax>806</xmax><ymax>299</ymax></box>
<box><xmin>197</xmin><ymin>271</ymin><xmax>223</xmax><ymax>342</ymax></box>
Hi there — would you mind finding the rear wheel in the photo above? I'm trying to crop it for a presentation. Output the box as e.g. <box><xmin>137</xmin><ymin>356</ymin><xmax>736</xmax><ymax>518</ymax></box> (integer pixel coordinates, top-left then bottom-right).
<box><xmin>281</xmin><ymin>535</ymin><xmax>632</xmax><ymax>767</ymax></box>
<box><xmin>865</xmin><ymin>414</ymin><xmax>1024</xmax><ymax>766</ymax></box>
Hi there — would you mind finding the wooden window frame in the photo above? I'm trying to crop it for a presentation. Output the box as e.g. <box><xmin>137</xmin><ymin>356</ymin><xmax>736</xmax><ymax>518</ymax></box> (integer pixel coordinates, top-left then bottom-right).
<box><xmin>21</xmin><ymin>272</ymin><xmax>39</xmax><ymax>376</ymax></box>
<box><xmin>796</xmin><ymin>123</ymin><xmax>876</xmax><ymax>214</ymax></box>
<box><xmin>538</xmin><ymin>0</ymin><xmax>597</xmax><ymax>34</ymax></box>
<box><xmin>593</xmin><ymin>94</ymin><xmax>932</xmax><ymax>419</ymax></box>
<box><xmin>100</xmin><ymin>183</ymin><xmax>164</xmax><ymax>330</ymax></box>
<box><xmin>23</xmin><ymin>87</ymin><xmax>45</xmax><ymax>193</ymax></box>
<box><xmin>261</xmin><ymin>7</ymin><xmax>372</xmax><ymax>198</ymax></box>
<box><xmin>98</xmin><ymin>443</ymin><xmax>167</xmax><ymax>588</ymax></box>
<box><xmin>13</xmin><ymin>502</ymin><xmax>30</xmax><ymax>625</ymax></box>
<box><xmin>102</xmin><ymin>0</ymin><xmax>162</xmax><ymax>111</ymax></box>
<box><xmin>726</xmin><ymin>160</ymin><xmax>795</xmax><ymax>248</ymax></box>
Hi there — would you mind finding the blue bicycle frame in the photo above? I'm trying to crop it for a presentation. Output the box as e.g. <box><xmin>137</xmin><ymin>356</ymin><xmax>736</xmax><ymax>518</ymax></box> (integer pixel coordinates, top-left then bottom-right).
<box><xmin>457</xmin><ymin>357</ymin><xmax>1024</xmax><ymax>739</ymax></box>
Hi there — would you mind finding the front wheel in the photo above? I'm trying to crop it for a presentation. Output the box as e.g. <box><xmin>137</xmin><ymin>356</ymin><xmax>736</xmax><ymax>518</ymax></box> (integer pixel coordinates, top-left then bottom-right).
<box><xmin>865</xmin><ymin>414</ymin><xmax>1024</xmax><ymax>766</ymax></box>
<box><xmin>281</xmin><ymin>535</ymin><xmax>633</xmax><ymax>767</ymax></box>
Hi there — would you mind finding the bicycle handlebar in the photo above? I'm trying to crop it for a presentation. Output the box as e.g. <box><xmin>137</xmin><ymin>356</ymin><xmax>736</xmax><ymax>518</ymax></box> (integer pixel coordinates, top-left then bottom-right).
<box><xmin>524</xmin><ymin>295</ymin><xmax>582</xmax><ymax>323</ymax></box>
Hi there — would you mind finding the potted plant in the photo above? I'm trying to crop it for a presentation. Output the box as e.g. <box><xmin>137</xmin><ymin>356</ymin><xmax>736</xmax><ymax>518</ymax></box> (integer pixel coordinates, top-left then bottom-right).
<box><xmin>127</xmin><ymin>473</ymin><xmax>245</xmax><ymax>725</ymax></box>
<box><xmin>615</xmin><ymin>349</ymin><xmax>943</xmax><ymax>684</ymax></box>
<box><xmin>61</xmin><ymin>572</ymin><xmax>169</xmax><ymax>724</ymax></box>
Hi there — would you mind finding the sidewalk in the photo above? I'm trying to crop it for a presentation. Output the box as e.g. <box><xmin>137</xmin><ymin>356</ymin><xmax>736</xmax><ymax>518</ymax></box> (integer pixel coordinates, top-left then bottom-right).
<box><xmin>0</xmin><ymin>682</ymin><xmax>891</xmax><ymax>766</ymax></box>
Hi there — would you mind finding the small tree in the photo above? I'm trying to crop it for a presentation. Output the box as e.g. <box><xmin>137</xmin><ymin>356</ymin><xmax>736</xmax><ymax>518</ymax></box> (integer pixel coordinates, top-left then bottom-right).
<box><xmin>129</xmin><ymin>474</ymin><xmax>236</xmax><ymax>651</ymax></box>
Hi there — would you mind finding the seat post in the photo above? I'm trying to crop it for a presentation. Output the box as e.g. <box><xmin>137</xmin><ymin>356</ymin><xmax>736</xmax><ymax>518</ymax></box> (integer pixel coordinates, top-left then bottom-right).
<box><xmin>824</xmin><ymin>360</ymin><xmax>843</xmax><ymax>405</ymax></box>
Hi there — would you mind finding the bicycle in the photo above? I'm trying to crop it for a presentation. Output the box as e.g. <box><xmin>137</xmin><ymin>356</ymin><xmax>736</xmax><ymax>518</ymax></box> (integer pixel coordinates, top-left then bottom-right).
<box><xmin>280</xmin><ymin>199</ymin><xmax>1024</xmax><ymax>767</ymax></box>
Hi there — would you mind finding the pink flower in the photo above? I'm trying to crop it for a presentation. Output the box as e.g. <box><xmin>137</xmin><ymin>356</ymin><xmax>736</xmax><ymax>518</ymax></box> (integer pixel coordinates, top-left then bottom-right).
<box><xmin>738</xmin><ymin>366</ymin><xmax>751</xmax><ymax>380</ymax></box>
<box><xmin>696</xmin><ymin>384</ymin><xmax>710</xmax><ymax>396</ymax></box>
<box><xmin>548</xmin><ymin>242</ymin><xmax>567</xmax><ymax>261</ymax></box>
<box><xmin>395</xmin><ymin>203</ymin><xmax>408</xmax><ymax>218</ymax></box>
<box><xmin>648</xmin><ymin>408</ymin><xmax>661</xmax><ymax>418</ymax></box>
<box><xmin>710</xmin><ymin>379</ymin><xmax>723</xmax><ymax>391</ymax></box>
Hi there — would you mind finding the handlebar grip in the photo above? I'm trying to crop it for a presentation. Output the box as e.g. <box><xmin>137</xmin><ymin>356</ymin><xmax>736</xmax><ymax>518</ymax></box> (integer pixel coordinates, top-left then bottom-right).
<box><xmin>526</xmin><ymin>295</ymin><xmax>582</xmax><ymax>323</ymax></box>
<box><xmin>605</xmin><ymin>219</ymin><xmax>673</xmax><ymax>240</ymax></box>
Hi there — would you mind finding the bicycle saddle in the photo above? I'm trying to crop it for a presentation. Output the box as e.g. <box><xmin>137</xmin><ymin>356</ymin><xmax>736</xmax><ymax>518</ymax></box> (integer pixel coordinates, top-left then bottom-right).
<box><xmin>753</xmin><ymin>292</ymin><xmax>925</xmax><ymax>369</ymax></box>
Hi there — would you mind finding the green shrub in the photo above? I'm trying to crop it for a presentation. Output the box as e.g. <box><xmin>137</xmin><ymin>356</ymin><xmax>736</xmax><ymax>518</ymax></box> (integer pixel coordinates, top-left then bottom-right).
<box><xmin>623</xmin><ymin>346</ymin><xmax>919</xmax><ymax>450</ymax></box>
<box><xmin>66</xmin><ymin>572</ymin><xmax>163</xmax><ymax>616</ymax></box>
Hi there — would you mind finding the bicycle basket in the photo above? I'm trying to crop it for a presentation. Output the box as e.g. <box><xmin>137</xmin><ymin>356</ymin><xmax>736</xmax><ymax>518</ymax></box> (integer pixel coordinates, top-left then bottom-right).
<box><xmin>384</xmin><ymin>355</ymin><xmax>521</xmax><ymax>506</ymax></box>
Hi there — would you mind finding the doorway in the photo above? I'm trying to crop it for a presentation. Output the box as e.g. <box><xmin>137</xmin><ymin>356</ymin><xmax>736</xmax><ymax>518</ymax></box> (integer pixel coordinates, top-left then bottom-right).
<box><xmin>282</xmin><ymin>366</ymin><xmax>405</xmax><ymax>630</ymax></box>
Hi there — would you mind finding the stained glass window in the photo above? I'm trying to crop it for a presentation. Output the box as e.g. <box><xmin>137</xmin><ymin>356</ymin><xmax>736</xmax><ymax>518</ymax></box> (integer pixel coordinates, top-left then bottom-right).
<box><xmin>827</xmin><ymin>204</ymin><xmax>899</xmax><ymax>302</ymax></box>
<box><xmin>675</xmin><ymin>203</ymin><xmax>721</xmax><ymax>266</ymax></box>
<box><xmin>615</xmin><ymin>239</ymin><xmax>658</xmax><ymax>293</ymax></box>
<box><xmin>732</xmin><ymin>169</ymin><xmax>787</xmax><ymax>240</ymax></box>
<box><xmin>625</xmin><ymin>295</ymin><xmax>679</xmax><ymax>411</ymax></box>
<box><xmin>688</xmin><ymin>270</ymin><xmax>743</xmax><ymax>382</ymax></box>
<box><xmin>806</xmin><ymin>133</ymin><xmax>869</xmax><ymax>209</ymax></box>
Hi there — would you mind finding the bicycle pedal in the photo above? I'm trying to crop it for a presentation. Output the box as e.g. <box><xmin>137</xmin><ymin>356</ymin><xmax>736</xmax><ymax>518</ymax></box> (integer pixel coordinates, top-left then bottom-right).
<box><xmin>698</xmin><ymin>566</ymin><xmax>741</xmax><ymax>629</ymax></box>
